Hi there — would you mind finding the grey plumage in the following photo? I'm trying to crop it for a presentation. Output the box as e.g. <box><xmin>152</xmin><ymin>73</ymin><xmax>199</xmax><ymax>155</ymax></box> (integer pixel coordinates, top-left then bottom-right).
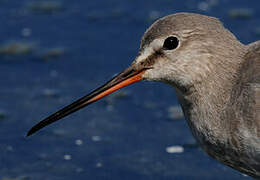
<box><xmin>27</xmin><ymin>12</ymin><xmax>260</xmax><ymax>178</ymax></box>
<box><xmin>140</xmin><ymin>13</ymin><xmax>260</xmax><ymax>178</ymax></box>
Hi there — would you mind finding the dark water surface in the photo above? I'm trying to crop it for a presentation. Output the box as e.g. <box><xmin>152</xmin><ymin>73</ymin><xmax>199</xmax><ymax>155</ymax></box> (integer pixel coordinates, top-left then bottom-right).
<box><xmin>0</xmin><ymin>0</ymin><xmax>259</xmax><ymax>179</ymax></box>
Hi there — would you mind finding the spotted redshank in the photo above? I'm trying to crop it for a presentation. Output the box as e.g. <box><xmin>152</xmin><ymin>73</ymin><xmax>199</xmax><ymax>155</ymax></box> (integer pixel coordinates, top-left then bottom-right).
<box><xmin>27</xmin><ymin>13</ymin><xmax>260</xmax><ymax>178</ymax></box>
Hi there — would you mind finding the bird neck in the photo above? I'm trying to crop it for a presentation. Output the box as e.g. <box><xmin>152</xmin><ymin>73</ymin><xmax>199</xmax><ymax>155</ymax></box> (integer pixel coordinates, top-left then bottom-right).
<box><xmin>175</xmin><ymin>46</ymin><xmax>247</xmax><ymax>147</ymax></box>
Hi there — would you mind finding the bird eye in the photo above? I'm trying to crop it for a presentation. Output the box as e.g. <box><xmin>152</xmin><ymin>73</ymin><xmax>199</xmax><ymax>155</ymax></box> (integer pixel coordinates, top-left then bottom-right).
<box><xmin>163</xmin><ymin>36</ymin><xmax>179</xmax><ymax>50</ymax></box>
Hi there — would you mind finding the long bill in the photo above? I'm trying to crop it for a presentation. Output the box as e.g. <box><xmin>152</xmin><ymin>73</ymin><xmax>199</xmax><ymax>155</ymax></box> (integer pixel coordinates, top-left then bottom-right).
<box><xmin>27</xmin><ymin>66</ymin><xmax>148</xmax><ymax>136</ymax></box>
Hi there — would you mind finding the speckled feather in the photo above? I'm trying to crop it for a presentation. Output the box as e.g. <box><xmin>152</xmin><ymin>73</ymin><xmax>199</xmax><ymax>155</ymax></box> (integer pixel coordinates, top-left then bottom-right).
<box><xmin>27</xmin><ymin>12</ymin><xmax>260</xmax><ymax>178</ymax></box>
<box><xmin>137</xmin><ymin>13</ymin><xmax>260</xmax><ymax>178</ymax></box>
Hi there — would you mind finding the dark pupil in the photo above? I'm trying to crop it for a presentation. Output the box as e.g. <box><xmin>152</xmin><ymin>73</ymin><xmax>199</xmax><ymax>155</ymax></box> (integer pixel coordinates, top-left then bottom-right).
<box><xmin>163</xmin><ymin>36</ymin><xmax>179</xmax><ymax>50</ymax></box>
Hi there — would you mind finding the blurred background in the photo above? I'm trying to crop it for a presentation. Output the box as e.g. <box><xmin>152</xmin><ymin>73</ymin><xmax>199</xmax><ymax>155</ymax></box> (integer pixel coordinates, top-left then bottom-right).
<box><xmin>0</xmin><ymin>0</ymin><xmax>259</xmax><ymax>179</ymax></box>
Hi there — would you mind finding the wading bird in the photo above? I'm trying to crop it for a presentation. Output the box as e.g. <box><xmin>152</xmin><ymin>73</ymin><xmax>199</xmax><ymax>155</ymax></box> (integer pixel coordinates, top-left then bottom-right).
<box><xmin>27</xmin><ymin>13</ymin><xmax>260</xmax><ymax>178</ymax></box>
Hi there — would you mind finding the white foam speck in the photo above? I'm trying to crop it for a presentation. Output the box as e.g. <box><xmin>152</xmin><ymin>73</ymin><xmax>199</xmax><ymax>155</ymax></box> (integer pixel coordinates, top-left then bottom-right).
<box><xmin>64</xmin><ymin>154</ymin><xmax>72</xmax><ymax>160</ymax></box>
<box><xmin>75</xmin><ymin>139</ymin><xmax>83</xmax><ymax>146</ymax></box>
<box><xmin>166</xmin><ymin>145</ymin><xmax>184</xmax><ymax>153</ymax></box>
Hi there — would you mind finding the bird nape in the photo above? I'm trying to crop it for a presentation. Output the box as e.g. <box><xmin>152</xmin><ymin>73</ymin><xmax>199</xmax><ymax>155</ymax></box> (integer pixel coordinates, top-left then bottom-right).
<box><xmin>27</xmin><ymin>13</ymin><xmax>260</xmax><ymax>178</ymax></box>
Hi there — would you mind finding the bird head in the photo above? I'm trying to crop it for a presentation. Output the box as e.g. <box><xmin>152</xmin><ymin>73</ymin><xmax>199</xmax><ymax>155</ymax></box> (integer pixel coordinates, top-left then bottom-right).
<box><xmin>27</xmin><ymin>13</ymin><xmax>244</xmax><ymax>136</ymax></box>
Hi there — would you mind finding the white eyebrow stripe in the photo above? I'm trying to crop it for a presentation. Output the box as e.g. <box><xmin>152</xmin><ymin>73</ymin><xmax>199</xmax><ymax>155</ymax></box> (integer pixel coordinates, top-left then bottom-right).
<box><xmin>135</xmin><ymin>47</ymin><xmax>154</xmax><ymax>63</ymax></box>
<box><xmin>136</xmin><ymin>38</ymin><xmax>164</xmax><ymax>63</ymax></box>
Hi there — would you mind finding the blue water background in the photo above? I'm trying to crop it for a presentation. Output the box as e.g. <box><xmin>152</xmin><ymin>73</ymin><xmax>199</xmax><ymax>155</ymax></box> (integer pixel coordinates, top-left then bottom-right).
<box><xmin>0</xmin><ymin>0</ymin><xmax>259</xmax><ymax>179</ymax></box>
